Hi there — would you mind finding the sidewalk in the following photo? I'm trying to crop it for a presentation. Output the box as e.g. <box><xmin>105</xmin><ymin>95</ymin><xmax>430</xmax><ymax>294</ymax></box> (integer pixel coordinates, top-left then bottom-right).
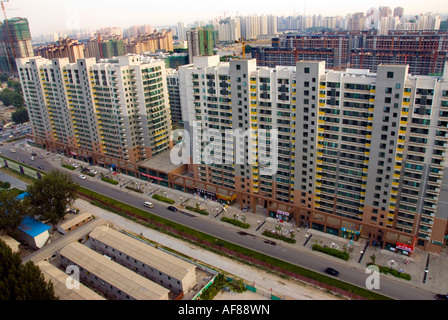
<box><xmin>23</xmin><ymin>142</ymin><xmax>448</xmax><ymax>296</ymax></box>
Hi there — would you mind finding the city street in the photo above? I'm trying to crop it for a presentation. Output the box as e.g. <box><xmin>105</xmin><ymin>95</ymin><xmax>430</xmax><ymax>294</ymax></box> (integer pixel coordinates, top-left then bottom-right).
<box><xmin>0</xmin><ymin>139</ymin><xmax>442</xmax><ymax>300</ymax></box>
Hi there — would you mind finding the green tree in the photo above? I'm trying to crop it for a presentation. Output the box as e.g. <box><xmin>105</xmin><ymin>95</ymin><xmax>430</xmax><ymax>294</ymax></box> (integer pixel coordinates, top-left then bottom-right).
<box><xmin>0</xmin><ymin>73</ymin><xmax>9</xmax><ymax>83</ymax></box>
<box><xmin>0</xmin><ymin>190</ymin><xmax>29</xmax><ymax>237</ymax></box>
<box><xmin>0</xmin><ymin>88</ymin><xmax>16</xmax><ymax>107</ymax></box>
<box><xmin>26</xmin><ymin>170</ymin><xmax>78</xmax><ymax>229</ymax></box>
<box><xmin>11</xmin><ymin>108</ymin><xmax>29</xmax><ymax>124</ymax></box>
<box><xmin>12</xmin><ymin>93</ymin><xmax>24</xmax><ymax>108</ymax></box>
<box><xmin>0</xmin><ymin>239</ymin><xmax>57</xmax><ymax>300</ymax></box>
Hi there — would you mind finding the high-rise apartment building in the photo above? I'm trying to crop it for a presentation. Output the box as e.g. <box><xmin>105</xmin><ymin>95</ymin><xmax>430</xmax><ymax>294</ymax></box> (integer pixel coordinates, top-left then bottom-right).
<box><xmin>179</xmin><ymin>55</ymin><xmax>448</xmax><ymax>253</ymax></box>
<box><xmin>17</xmin><ymin>55</ymin><xmax>172</xmax><ymax>168</ymax></box>
<box><xmin>0</xmin><ymin>17</ymin><xmax>33</xmax><ymax>73</ymax></box>
<box><xmin>166</xmin><ymin>69</ymin><xmax>182</xmax><ymax>124</ymax></box>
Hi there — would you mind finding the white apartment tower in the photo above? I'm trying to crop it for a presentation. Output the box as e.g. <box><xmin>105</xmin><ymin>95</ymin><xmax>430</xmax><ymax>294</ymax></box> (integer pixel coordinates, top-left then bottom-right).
<box><xmin>17</xmin><ymin>55</ymin><xmax>172</xmax><ymax>165</ymax></box>
<box><xmin>179</xmin><ymin>56</ymin><xmax>448</xmax><ymax>253</ymax></box>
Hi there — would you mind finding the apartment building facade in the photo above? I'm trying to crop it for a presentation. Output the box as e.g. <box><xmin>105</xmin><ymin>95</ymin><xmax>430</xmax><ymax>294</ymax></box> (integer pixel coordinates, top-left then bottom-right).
<box><xmin>179</xmin><ymin>55</ymin><xmax>448</xmax><ymax>253</ymax></box>
<box><xmin>253</xmin><ymin>31</ymin><xmax>448</xmax><ymax>76</ymax></box>
<box><xmin>17</xmin><ymin>55</ymin><xmax>172</xmax><ymax>172</ymax></box>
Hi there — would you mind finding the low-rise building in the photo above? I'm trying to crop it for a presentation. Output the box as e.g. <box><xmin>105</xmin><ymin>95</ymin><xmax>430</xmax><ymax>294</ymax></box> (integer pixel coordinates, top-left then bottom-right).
<box><xmin>17</xmin><ymin>216</ymin><xmax>50</xmax><ymax>249</ymax></box>
<box><xmin>88</xmin><ymin>226</ymin><xmax>197</xmax><ymax>295</ymax></box>
<box><xmin>59</xmin><ymin>242</ymin><xmax>170</xmax><ymax>300</ymax></box>
<box><xmin>37</xmin><ymin>260</ymin><xmax>105</xmax><ymax>300</ymax></box>
<box><xmin>57</xmin><ymin>211</ymin><xmax>93</xmax><ymax>234</ymax></box>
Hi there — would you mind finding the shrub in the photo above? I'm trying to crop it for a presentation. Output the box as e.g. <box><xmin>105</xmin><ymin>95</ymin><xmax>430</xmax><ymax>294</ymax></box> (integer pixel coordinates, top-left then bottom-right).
<box><xmin>312</xmin><ymin>243</ymin><xmax>350</xmax><ymax>261</ymax></box>
<box><xmin>185</xmin><ymin>205</ymin><xmax>208</xmax><ymax>215</ymax></box>
<box><xmin>62</xmin><ymin>164</ymin><xmax>75</xmax><ymax>170</ymax></box>
<box><xmin>152</xmin><ymin>194</ymin><xmax>175</xmax><ymax>204</ymax></box>
<box><xmin>262</xmin><ymin>230</ymin><xmax>296</xmax><ymax>244</ymax></box>
<box><xmin>125</xmin><ymin>186</ymin><xmax>144</xmax><ymax>194</ymax></box>
<box><xmin>367</xmin><ymin>263</ymin><xmax>411</xmax><ymax>281</ymax></box>
<box><xmin>221</xmin><ymin>217</ymin><xmax>250</xmax><ymax>229</ymax></box>
<box><xmin>101</xmin><ymin>177</ymin><xmax>118</xmax><ymax>185</ymax></box>
<box><xmin>0</xmin><ymin>181</ymin><xmax>11</xmax><ymax>189</ymax></box>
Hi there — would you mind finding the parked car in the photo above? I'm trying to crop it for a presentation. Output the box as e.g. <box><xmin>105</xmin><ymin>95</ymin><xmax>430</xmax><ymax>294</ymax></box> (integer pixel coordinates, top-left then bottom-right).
<box><xmin>167</xmin><ymin>206</ymin><xmax>178</xmax><ymax>212</ymax></box>
<box><xmin>435</xmin><ymin>294</ymin><xmax>448</xmax><ymax>300</ymax></box>
<box><xmin>73</xmin><ymin>164</ymin><xmax>78</xmax><ymax>168</ymax></box>
<box><xmin>37</xmin><ymin>165</ymin><xmax>44</xmax><ymax>170</ymax></box>
<box><xmin>90</xmin><ymin>169</ymin><xmax>97</xmax><ymax>175</ymax></box>
<box><xmin>78</xmin><ymin>174</ymin><xmax>86</xmax><ymax>180</ymax></box>
<box><xmin>29</xmin><ymin>156</ymin><xmax>35</xmax><ymax>161</ymax></box>
<box><xmin>325</xmin><ymin>267</ymin><xmax>340</xmax><ymax>276</ymax></box>
<box><xmin>31</xmin><ymin>152</ymin><xmax>37</xmax><ymax>156</ymax></box>
<box><xmin>9</xmin><ymin>148</ymin><xmax>16</xmax><ymax>153</ymax></box>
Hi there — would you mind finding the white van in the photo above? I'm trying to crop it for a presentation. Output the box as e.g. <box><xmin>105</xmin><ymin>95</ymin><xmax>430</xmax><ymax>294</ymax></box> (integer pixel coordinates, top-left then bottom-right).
<box><xmin>143</xmin><ymin>201</ymin><xmax>154</xmax><ymax>208</ymax></box>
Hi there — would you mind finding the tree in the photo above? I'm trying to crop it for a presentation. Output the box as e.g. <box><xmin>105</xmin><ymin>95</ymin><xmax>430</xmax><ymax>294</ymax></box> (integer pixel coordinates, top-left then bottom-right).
<box><xmin>0</xmin><ymin>239</ymin><xmax>57</xmax><ymax>300</ymax></box>
<box><xmin>0</xmin><ymin>190</ymin><xmax>29</xmax><ymax>237</ymax></box>
<box><xmin>26</xmin><ymin>170</ymin><xmax>78</xmax><ymax>228</ymax></box>
<box><xmin>0</xmin><ymin>73</ymin><xmax>9</xmax><ymax>83</ymax></box>
<box><xmin>0</xmin><ymin>88</ymin><xmax>16</xmax><ymax>107</ymax></box>
<box><xmin>12</xmin><ymin>93</ymin><xmax>24</xmax><ymax>108</ymax></box>
<box><xmin>11</xmin><ymin>108</ymin><xmax>29</xmax><ymax>124</ymax></box>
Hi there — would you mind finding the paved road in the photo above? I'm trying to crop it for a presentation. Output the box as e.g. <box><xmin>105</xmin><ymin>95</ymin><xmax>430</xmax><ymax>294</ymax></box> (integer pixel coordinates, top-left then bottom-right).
<box><xmin>1</xmin><ymin>142</ymin><xmax>436</xmax><ymax>300</ymax></box>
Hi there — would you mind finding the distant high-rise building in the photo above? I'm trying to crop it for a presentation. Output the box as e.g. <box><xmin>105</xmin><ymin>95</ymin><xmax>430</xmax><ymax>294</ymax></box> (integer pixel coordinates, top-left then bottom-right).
<box><xmin>100</xmin><ymin>39</ymin><xmax>125</xmax><ymax>59</ymax></box>
<box><xmin>393</xmin><ymin>7</ymin><xmax>404</xmax><ymax>18</ymax></box>
<box><xmin>186</xmin><ymin>27</ymin><xmax>215</xmax><ymax>63</ymax></box>
<box><xmin>348</xmin><ymin>13</ymin><xmax>366</xmax><ymax>31</ymax></box>
<box><xmin>34</xmin><ymin>38</ymin><xmax>85</xmax><ymax>63</ymax></box>
<box><xmin>0</xmin><ymin>17</ymin><xmax>33</xmax><ymax>73</ymax></box>
<box><xmin>177</xmin><ymin>22</ymin><xmax>186</xmax><ymax>41</ymax></box>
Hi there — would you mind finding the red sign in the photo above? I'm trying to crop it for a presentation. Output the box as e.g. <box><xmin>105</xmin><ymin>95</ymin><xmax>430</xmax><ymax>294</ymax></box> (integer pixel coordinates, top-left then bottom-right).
<box><xmin>140</xmin><ymin>173</ymin><xmax>163</xmax><ymax>181</ymax></box>
<box><xmin>396</xmin><ymin>242</ymin><xmax>414</xmax><ymax>252</ymax></box>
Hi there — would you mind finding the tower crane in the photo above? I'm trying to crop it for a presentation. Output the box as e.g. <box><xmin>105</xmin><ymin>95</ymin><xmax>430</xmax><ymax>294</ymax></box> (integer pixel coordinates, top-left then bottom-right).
<box><xmin>95</xmin><ymin>32</ymin><xmax>104</xmax><ymax>59</ymax></box>
<box><xmin>234</xmin><ymin>37</ymin><xmax>272</xmax><ymax>59</ymax></box>
<box><xmin>1</xmin><ymin>0</ymin><xmax>17</xmax><ymax>60</ymax></box>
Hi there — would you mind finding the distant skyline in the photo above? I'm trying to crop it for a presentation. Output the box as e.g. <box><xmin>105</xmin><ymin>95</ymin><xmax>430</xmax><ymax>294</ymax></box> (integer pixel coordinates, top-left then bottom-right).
<box><xmin>2</xmin><ymin>0</ymin><xmax>447</xmax><ymax>36</ymax></box>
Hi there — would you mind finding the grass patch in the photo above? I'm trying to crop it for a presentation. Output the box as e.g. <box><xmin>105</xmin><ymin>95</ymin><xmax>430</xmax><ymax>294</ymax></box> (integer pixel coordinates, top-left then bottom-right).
<box><xmin>221</xmin><ymin>217</ymin><xmax>250</xmax><ymax>229</ymax></box>
<box><xmin>185</xmin><ymin>205</ymin><xmax>208</xmax><ymax>215</ymax></box>
<box><xmin>76</xmin><ymin>186</ymin><xmax>391</xmax><ymax>300</ymax></box>
<box><xmin>101</xmin><ymin>177</ymin><xmax>118</xmax><ymax>185</ymax></box>
<box><xmin>262</xmin><ymin>229</ymin><xmax>296</xmax><ymax>244</ymax></box>
<box><xmin>152</xmin><ymin>193</ymin><xmax>175</xmax><ymax>204</ymax></box>
<box><xmin>62</xmin><ymin>163</ymin><xmax>75</xmax><ymax>170</ymax></box>
<box><xmin>312</xmin><ymin>243</ymin><xmax>350</xmax><ymax>261</ymax></box>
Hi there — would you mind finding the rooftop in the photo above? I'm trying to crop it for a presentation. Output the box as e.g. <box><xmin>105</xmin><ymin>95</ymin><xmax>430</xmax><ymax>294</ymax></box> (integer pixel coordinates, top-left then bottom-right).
<box><xmin>18</xmin><ymin>216</ymin><xmax>51</xmax><ymax>237</ymax></box>
<box><xmin>37</xmin><ymin>260</ymin><xmax>105</xmax><ymax>300</ymax></box>
<box><xmin>138</xmin><ymin>147</ymin><xmax>186</xmax><ymax>173</ymax></box>
<box><xmin>89</xmin><ymin>226</ymin><xmax>196</xmax><ymax>282</ymax></box>
<box><xmin>59</xmin><ymin>242</ymin><xmax>170</xmax><ymax>300</ymax></box>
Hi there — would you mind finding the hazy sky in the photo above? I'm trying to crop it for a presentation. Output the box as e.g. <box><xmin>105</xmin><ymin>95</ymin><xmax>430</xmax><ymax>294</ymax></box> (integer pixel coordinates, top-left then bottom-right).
<box><xmin>3</xmin><ymin>0</ymin><xmax>447</xmax><ymax>36</ymax></box>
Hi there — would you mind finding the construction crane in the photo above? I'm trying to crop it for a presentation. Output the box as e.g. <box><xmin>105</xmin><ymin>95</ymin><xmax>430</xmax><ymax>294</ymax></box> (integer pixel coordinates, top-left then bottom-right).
<box><xmin>1</xmin><ymin>0</ymin><xmax>17</xmax><ymax>60</ymax></box>
<box><xmin>234</xmin><ymin>37</ymin><xmax>272</xmax><ymax>59</ymax></box>
<box><xmin>95</xmin><ymin>32</ymin><xmax>104</xmax><ymax>59</ymax></box>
